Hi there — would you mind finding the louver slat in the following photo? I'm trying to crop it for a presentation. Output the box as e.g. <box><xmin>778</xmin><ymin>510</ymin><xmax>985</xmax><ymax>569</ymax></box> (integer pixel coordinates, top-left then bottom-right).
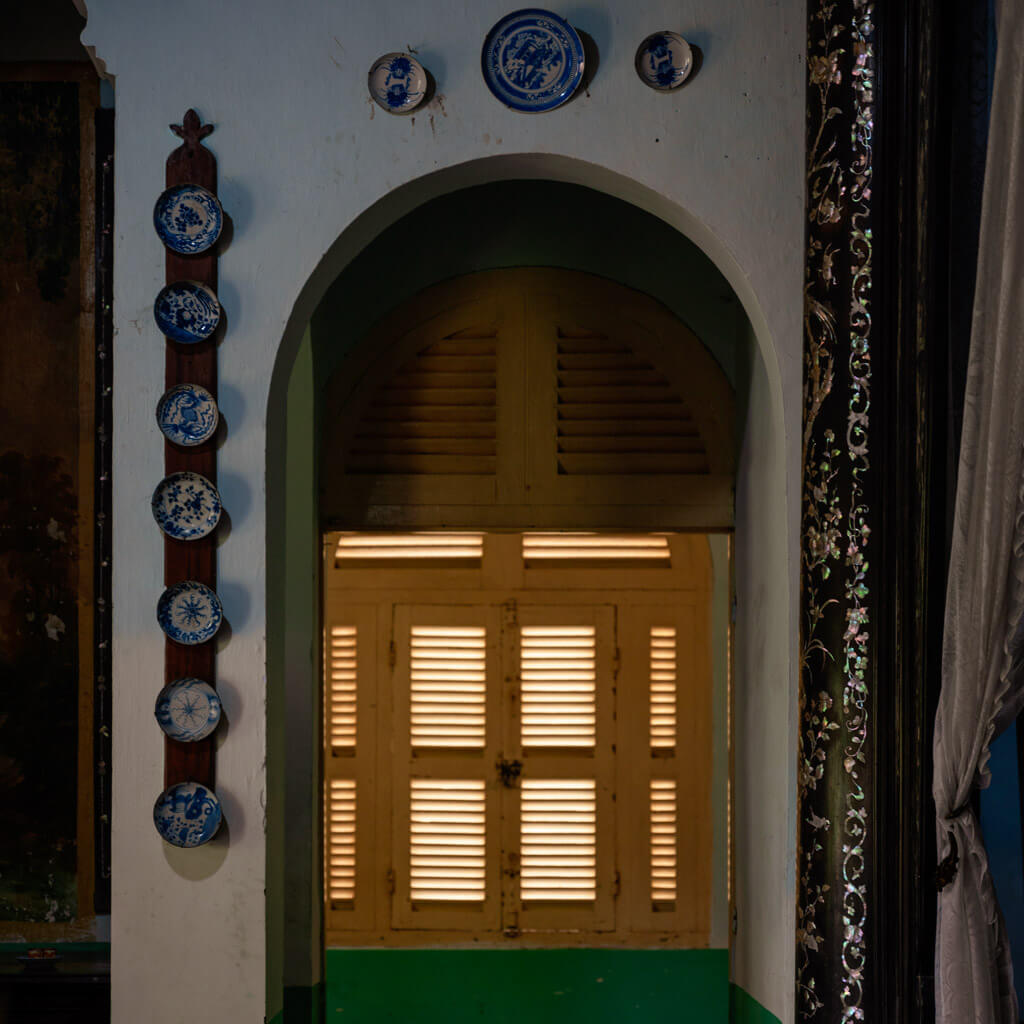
<box><xmin>327</xmin><ymin>780</ymin><xmax>357</xmax><ymax>903</ymax></box>
<box><xmin>410</xmin><ymin>780</ymin><xmax>487</xmax><ymax>902</ymax></box>
<box><xmin>650</xmin><ymin>780</ymin><xmax>678</xmax><ymax>906</ymax></box>
<box><xmin>410</xmin><ymin>626</ymin><xmax>487</xmax><ymax>748</ymax></box>
<box><xmin>335</xmin><ymin>532</ymin><xmax>483</xmax><ymax>567</ymax></box>
<box><xmin>328</xmin><ymin>626</ymin><xmax>357</xmax><ymax>753</ymax></box>
<box><xmin>523</xmin><ymin>534</ymin><xmax>671</xmax><ymax>567</ymax></box>
<box><xmin>348</xmin><ymin>334</ymin><xmax>497</xmax><ymax>476</ymax></box>
<box><xmin>650</xmin><ymin>627</ymin><xmax>678</xmax><ymax>751</ymax></box>
<box><xmin>555</xmin><ymin>333</ymin><xmax>709</xmax><ymax>476</ymax></box>
<box><xmin>520</xmin><ymin>627</ymin><xmax>596</xmax><ymax>748</ymax></box>
<box><xmin>520</xmin><ymin>780</ymin><xmax>597</xmax><ymax>901</ymax></box>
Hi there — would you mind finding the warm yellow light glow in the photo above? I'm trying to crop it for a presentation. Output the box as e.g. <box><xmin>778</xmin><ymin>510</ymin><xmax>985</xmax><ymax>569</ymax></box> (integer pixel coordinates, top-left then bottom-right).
<box><xmin>650</xmin><ymin>780</ymin><xmax>677</xmax><ymax>904</ymax></box>
<box><xmin>410</xmin><ymin>780</ymin><xmax>486</xmax><ymax>901</ymax></box>
<box><xmin>520</xmin><ymin>780</ymin><xmax>597</xmax><ymax>901</ymax></box>
<box><xmin>328</xmin><ymin>780</ymin><xmax>357</xmax><ymax>902</ymax></box>
<box><xmin>649</xmin><ymin>626</ymin><xmax>677</xmax><ymax>750</ymax></box>
<box><xmin>328</xmin><ymin>626</ymin><xmax>357</xmax><ymax>752</ymax></box>
<box><xmin>410</xmin><ymin>626</ymin><xmax>487</xmax><ymax>748</ymax></box>
<box><xmin>520</xmin><ymin>627</ymin><xmax>596</xmax><ymax>748</ymax></box>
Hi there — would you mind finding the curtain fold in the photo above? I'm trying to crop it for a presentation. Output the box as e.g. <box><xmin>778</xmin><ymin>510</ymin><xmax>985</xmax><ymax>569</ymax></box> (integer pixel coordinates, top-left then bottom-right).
<box><xmin>933</xmin><ymin>1</ymin><xmax>1024</xmax><ymax>1021</ymax></box>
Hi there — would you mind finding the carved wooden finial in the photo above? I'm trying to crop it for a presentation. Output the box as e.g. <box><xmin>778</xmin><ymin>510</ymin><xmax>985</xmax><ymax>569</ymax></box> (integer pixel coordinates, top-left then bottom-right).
<box><xmin>170</xmin><ymin>109</ymin><xmax>214</xmax><ymax>148</ymax></box>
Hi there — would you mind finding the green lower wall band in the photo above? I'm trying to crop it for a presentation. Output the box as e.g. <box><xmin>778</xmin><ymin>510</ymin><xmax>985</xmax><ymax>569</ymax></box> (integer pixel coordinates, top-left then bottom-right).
<box><xmin>730</xmin><ymin>982</ymin><xmax>782</xmax><ymax>1024</ymax></box>
<box><xmin>324</xmin><ymin>948</ymin><xmax>728</xmax><ymax>1023</ymax></box>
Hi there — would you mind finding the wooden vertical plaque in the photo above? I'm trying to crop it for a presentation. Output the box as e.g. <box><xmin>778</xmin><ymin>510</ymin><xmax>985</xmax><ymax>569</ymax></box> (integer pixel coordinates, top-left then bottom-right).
<box><xmin>162</xmin><ymin>110</ymin><xmax>218</xmax><ymax>789</ymax></box>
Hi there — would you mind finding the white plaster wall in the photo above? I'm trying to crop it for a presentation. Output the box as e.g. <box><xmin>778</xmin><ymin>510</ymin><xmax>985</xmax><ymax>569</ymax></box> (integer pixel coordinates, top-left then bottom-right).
<box><xmin>81</xmin><ymin>1</ymin><xmax>803</xmax><ymax>1020</ymax></box>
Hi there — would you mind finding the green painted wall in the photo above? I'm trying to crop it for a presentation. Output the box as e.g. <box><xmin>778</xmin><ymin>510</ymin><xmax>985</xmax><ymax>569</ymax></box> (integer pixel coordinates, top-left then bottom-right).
<box><xmin>325</xmin><ymin>949</ymin><xmax>728</xmax><ymax>1023</ymax></box>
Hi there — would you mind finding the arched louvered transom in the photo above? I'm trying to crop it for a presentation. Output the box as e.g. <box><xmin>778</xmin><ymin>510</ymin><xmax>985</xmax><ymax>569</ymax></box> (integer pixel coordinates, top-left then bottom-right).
<box><xmin>348</xmin><ymin>329</ymin><xmax>498</xmax><ymax>476</ymax></box>
<box><xmin>555</xmin><ymin>329</ymin><xmax>709</xmax><ymax>476</ymax></box>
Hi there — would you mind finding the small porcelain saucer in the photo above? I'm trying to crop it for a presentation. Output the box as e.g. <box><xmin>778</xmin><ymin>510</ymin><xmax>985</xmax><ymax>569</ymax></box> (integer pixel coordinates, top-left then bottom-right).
<box><xmin>368</xmin><ymin>53</ymin><xmax>428</xmax><ymax>113</ymax></box>
<box><xmin>151</xmin><ymin>471</ymin><xmax>222</xmax><ymax>541</ymax></box>
<box><xmin>156</xmin><ymin>383</ymin><xmax>219</xmax><ymax>447</ymax></box>
<box><xmin>157</xmin><ymin>580</ymin><xmax>223</xmax><ymax>646</ymax></box>
<box><xmin>635</xmin><ymin>31</ymin><xmax>693</xmax><ymax>91</ymax></box>
<box><xmin>155</xmin><ymin>678</ymin><xmax>222</xmax><ymax>742</ymax></box>
<box><xmin>153</xmin><ymin>184</ymin><xmax>223</xmax><ymax>255</ymax></box>
<box><xmin>154</xmin><ymin>281</ymin><xmax>221</xmax><ymax>344</ymax></box>
<box><xmin>153</xmin><ymin>781</ymin><xmax>223</xmax><ymax>847</ymax></box>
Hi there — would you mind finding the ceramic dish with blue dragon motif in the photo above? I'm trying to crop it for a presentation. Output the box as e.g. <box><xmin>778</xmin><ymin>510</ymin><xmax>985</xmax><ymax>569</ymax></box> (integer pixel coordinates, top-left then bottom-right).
<box><xmin>154</xmin><ymin>280</ymin><xmax>221</xmax><ymax>345</ymax></box>
<box><xmin>481</xmin><ymin>8</ymin><xmax>585</xmax><ymax>113</ymax></box>
<box><xmin>634</xmin><ymin>31</ymin><xmax>693</xmax><ymax>91</ymax></box>
<box><xmin>368</xmin><ymin>53</ymin><xmax>428</xmax><ymax>113</ymax></box>
<box><xmin>153</xmin><ymin>183</ymin><xmax>223</xmax><ymax>255</ymax></box>
<box><xmin>153</xmin><ymin>781</ymin><xmax>223</xmax><ymax>848</ymax></box>
<box><xmin>157</xmin><ymin>580</ymin><xmax>223</xmax><ymax>646</ymax></box>
<box><xmin>156</xmin><ymin>383</ymin><xmax>219</xmax><ymax>447</ymax></box>
<box><xmin>151</xmin><ymin>471</ymin><xmax>222</xmax><ymax>541</ymax></box>
<box><xmin>155</xmin><ymin>678</ymin><xmax>222</xmax><ymax>742</ymax></box>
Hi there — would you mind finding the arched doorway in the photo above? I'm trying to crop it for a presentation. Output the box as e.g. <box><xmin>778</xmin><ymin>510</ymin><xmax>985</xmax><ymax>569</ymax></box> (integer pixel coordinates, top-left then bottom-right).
<box><xmin>267</xmin><ymin>178</ymin><xmax>791</xmax><ymax>1023</ymax></box>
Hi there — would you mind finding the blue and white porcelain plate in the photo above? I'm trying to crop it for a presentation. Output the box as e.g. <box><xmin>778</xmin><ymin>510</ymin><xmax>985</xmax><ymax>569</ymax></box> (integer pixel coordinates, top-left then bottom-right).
<box><xmin>155</xmin><ymin>678</ymin><xmax>222</xmax><ymax>742</ymax></box>
<box><xmin>368</xmin><ymin>52</ymin><xmax>428</xmax><ymax>113</ymax></box>
<box><xmin>153</xmin><ymin>781</ymin><xmax>223</xmax><ymax>848</ymax></box>
<box><xmin>151</xmin><ymin>471</ymin><xmax>222</xmax><ymax>541</ymax></box>
<box><xmin>156</xmin><ymin>383</ymin><xmax>219</xmax><ymax>447</ymax></box>
<box><xmin>154</xmin><ymin>281</ymin><xmax>221</xmax><ymax>345</ymax></box>
<box><xmin>634</xmin><ymin>31</ymin><xmax>693</xmax><ymax>91</ymax></box>
<box><xmin>482</xmin><ymin>8</ymin><xmax>585</xmax><ymax>113</ymax></box>
<box><xmin>157</xmin><ymin>580</ymin><xmax>223</xmax><ymax>645</ymax></box>
<box><xmin>153</xmin><ymin>184</ymin><xmax>223</xmax><ymax>255</ymax></box>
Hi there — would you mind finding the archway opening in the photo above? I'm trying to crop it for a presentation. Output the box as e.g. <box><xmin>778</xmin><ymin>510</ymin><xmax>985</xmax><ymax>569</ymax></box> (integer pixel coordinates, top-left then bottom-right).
<box><xmin>267</xmin><ymin>178</ymin><xmax>791</xmax><ymax>1023</ymax></box>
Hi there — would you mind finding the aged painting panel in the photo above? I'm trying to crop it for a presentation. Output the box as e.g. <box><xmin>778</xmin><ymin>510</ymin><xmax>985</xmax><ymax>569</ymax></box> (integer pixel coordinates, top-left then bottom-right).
<box><xmin>0</xmin><ymin>68</ymin><xmax>97</xmax><ymax>930</ymax></box>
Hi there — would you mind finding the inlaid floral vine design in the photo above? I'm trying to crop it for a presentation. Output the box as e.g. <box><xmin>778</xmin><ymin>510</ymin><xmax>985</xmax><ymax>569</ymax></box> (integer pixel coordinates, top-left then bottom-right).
<box><xmin>799</xmin><ymin>0</ymin><xmax>874</xmax><ymax>1019</ymax></box>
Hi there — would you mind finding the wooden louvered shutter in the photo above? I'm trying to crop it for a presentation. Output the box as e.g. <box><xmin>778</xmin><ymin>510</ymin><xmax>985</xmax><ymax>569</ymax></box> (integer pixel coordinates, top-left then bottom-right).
<box><xmin>348</xmin><ymin>330</ymin><xmax>499</xmax><ymax>477</ymax></box>
<box><xmin>323</xmin><ymin>604</ymin><xmax>377</xmax><ymax>931</ymax></box>
<box><xmin>323</xmin><ymin>269</ymin><xmax>734</xmax><ymax>531</ymax></box>
<box><xmin>391</xmin><ymin>605</ymin><xmax>502</xmax><ymax>931</ymax></box>
<box><xmin>618</xmin><ymin>604</ymin><xmax>712</xmax><ymax>940</ymax></box>
<box><xmin>326</xmin><ymin>281</ymin><xmax>528</xmax><ymax>515</ymax></box>
<box><xmin>503</xmin><ymin>604</ymin><xmax>617</xmax><ymax>933</ymax></box>
<box><xmin>521</xmin><ymin>273</ymin><xmax>732</xmax><ymax>517</ymax></box>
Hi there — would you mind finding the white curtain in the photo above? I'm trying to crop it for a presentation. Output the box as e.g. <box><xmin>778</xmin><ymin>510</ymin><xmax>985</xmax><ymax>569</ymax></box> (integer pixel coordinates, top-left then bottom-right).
<box><xmin>933</xmin><ymin>0</ymin><xmax>1024</xmax><ymax>1020</ymax></box>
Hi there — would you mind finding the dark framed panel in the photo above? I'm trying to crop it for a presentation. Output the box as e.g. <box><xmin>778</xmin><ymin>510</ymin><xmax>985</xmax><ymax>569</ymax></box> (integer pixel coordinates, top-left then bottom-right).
<box><xmin>0</xmin><ymin>63</ymin><xmax>103</xmax><ymax>938</ymax></box>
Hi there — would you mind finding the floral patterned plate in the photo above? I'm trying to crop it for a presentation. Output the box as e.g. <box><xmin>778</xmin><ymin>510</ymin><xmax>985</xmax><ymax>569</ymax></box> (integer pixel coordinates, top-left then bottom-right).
<box><xmin>155</xmin><ymin>383</ymin><xmax>219</xmax><ymax>447</ymax></box>
<box><xmin>153</xmin><ymin>183</ymin><xmax>223</xmax><ymax>255</ymax></box>
<box><xmin>157</xmin><ymin>580</ymin><xmax>223</xmax><ymax>645</ymax></box>
<box><xmin>154</xmin><ymin>281</ymin><xmax>221</xmax><ymax>344</ymax></box>
<box><xmin>368</xmin><ymin>52</ymin><xmax>428</xmax><ymax>113</ymax></box>
<box><xmin>155</xmin><ymin>678</ymin><xmax>222</xmax><ymax>742</ymax></box>
<box><xmin>151</xmin><ymin>471</ymin><xmax>222</xmax><ymax>541</ymax></box>
<box><xmin>153</xmin><ymin>781</ymin><xmax>223</xmax><ymax>848</ymax></box>
<box><xmin>634</xmin><ymin>31</ymin><xmax>693</xmax><ymax>91</ymax></box>
<box><xmin>481</xmin><ymin>8</ymin><xmax>585</xmax><ymax>113</ymax></box>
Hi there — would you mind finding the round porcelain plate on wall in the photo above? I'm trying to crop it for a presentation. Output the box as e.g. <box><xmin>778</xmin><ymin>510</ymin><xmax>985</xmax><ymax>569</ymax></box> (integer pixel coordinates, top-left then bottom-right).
<box><xmin>634</xmin><ymin>31</ymin><xmax>693</xmax><ymax>90</ymax></box>
<box><xmin>153</xmin><ymin>184</ymin><xmax>223</xmax><ymax>255</ymax></box>
<box><xmin>481</xmin><ymin>8</ymin><xmax>585</xmax><ymax>112</ymax></box>
<box><xmin>157</xmin><ymin>580</ymin><xmax>223</xmax><ymax>645</ymax></box>
<box><xmin>153</xmin><ymin>781</ymin><xmax>223</xmax><ymax>847</ymax></box>
<box><xmin>155</xmin><ymin>383</ymin><xmax>219</xmax><ymax>447</ymax></box>
<box><xmin>368</xmin><ymin>52</ymin><xmax>428</xmax><ymax>113</ymax></box>
<box><xmin>155</xmin><ymin>678</ymin><xmax>222</xmax><ymax>742</ymax></box>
